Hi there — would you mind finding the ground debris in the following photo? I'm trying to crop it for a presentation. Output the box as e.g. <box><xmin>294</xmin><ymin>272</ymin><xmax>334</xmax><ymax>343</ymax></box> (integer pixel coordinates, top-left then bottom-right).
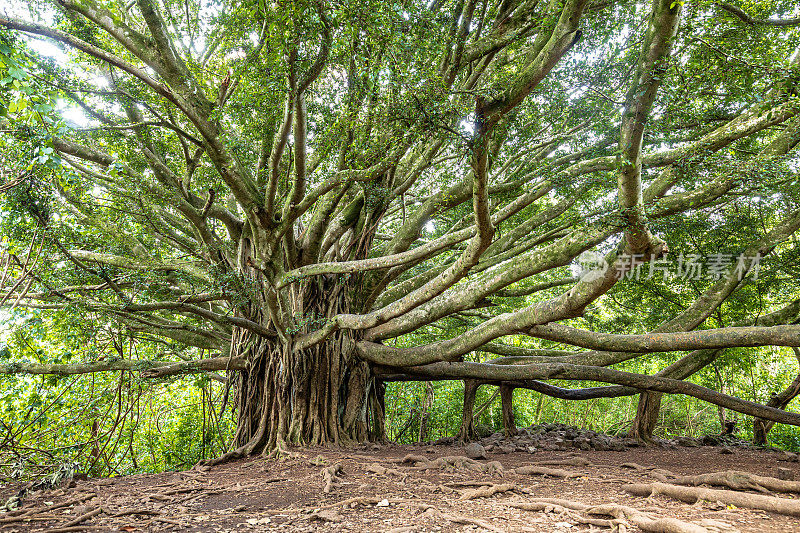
<box><xmin>4</xmin><ymin>444</ymin><xmax>798</xmax><ymax>532</ymax></box>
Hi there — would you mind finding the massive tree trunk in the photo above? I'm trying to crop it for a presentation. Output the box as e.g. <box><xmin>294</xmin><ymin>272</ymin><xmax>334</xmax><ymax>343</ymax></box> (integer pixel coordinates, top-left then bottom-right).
<box><xmin>229</xmin><ymin>331</ymin><xmax>378</xmax><ymax>455</ymax></box>
<box><xmin>217</xmin><ymin>277</ymin><xmax>382</xmax><ymax>460</ymax></box>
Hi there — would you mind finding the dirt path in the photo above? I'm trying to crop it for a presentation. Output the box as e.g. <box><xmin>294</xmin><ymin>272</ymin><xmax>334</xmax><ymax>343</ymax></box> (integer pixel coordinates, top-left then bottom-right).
<box><xmin>2</xmin><ymin>444</ymin><xmax>800</xmax><ymax>532</ymax></box>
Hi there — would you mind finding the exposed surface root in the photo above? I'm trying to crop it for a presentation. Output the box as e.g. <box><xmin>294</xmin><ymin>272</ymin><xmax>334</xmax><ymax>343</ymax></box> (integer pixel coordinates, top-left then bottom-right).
<box><xmin>458</xmin><ymin>483</ymin><xmax>518</xmax><ymax>500</ymax></box>
<box><xmin>366</xmin><ymin>463</ymin><xmax>405</xmax><ymax>476</ymax></box>
<box><xmin>651</xmin><ymin>469</ymin><xmax>800</xmax><ymax>494</ymax></box>
<box><xmin>621</xmin><ymin>462</ymin><xmax>655</xmax><ymax>472</ymax></box>
<box><xmin>197</xmin><ymin>448</ymin><xmax>247</xmax><ymax>467</ymax></box>
<box><xmin>624</xmin><ymin>481</ymin><xmax>800</xmax><ymax>517</ymax></box>
<box><xmin>513</xmin><ymin>465</ymin><xmax>582</xmax><ymax>478</ymax></box>
<box><xmin>510</xmin><ymin>497</ymin><xmax>739</xmax><ymax>533</ymax></box>
<box><xmin>399</xmin><ymin>454</ymin><xmax>504</xmax><ymax>474</ymax></box>
<box><xmin>322</xmin><ymin>463</ymin><xmax>343</xmax><ymax>493</ymax></box>
<box><xmin>420</xmin><ymin>505</ymin><xmax>505</xmax><ymax>532</ymax></box>
<box><xmin>533</xmin><ymin>456</ymin><xmax>592</xmax><ymax>467</ymax></box>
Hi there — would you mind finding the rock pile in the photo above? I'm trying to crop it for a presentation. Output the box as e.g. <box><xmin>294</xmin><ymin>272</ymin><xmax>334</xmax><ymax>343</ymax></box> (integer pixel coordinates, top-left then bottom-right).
<box><xmin>431</xmin><ymin>422</ymin><xmax>767</xmax><ymax>453</ymax></box>
<box><xmin>478</xmin><ymin>423</ymin><xmax>634</xmax><ymax>453</ymax></box>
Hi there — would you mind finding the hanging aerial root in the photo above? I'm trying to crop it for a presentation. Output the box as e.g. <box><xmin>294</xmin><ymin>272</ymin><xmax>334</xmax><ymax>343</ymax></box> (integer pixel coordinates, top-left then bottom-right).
<box><xmin>651</xmin><ymin>469</ymin><xmax>800</xmax><ymax>494</ymax></box>
<box><xmin>509</xmin><ymin>498</ymin><xmax>739</xmax><ymax>533</ymax></box>
<box><xmin>624</xmin><ymin>481</ymin><xmax>800</xmax><ymax>517</ymax></box>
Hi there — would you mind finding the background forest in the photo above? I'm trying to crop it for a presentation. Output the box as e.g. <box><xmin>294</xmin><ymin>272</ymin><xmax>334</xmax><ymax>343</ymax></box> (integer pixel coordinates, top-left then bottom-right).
<box><xmin>1</xmin><ymin>0</ymin><xmax>800</xmax><ymax>483</ymax></box>
<box><xmin>3</xmin><ymin>300</ymin><xmax>800</xmax><ymax>477</ymax></box>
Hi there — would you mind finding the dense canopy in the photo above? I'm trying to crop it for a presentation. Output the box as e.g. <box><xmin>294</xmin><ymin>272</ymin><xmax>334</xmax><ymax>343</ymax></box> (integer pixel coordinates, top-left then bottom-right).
<box><xmin>1</xmin><ymin>0</ymin><xmax>800</xmax><ymax>460</ymax></box>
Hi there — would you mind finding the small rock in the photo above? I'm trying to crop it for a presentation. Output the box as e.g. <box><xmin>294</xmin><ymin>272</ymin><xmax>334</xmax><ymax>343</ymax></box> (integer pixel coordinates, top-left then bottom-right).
<box><xmin>246</xmin><ymin>517</ymin><xmax>272</xmax><ymax>525</ymax></box>
<box><xmin>377</xmin><ymin>499</ymin><xmax>390</xmax><ymax>507</ymax></box>
<box><xmin>234</xmin><ymin>505</ymin><xmax>247</xmax><ymax>512</ymax></box>
<box><xmin>496</xmin><ymin>444</ymin><xmax>514</xmax><ymax>454</ymax></box>
<box><xmin>719</xmin><ymin>446</ymin><xmax>734</xmax><ymax>455</ymax></box>
<box><xmin>780</xmin><ymin>451</ymin><xmax>800</xmax><ymax>463</ymax></box>
<box><xmin>476</xmin><ymin>424</ymin><xmax>493</xmax><ymax>438</ymax></box>
<box><xmin>675</xmin><ymin>436</ymin><xmax>700</xmax><ymax>447</ymax></box>
<box><xmin>777</xmin><ymin>467</ymin><xmax>795</xmax><ymax>480</ymax></box>
<box><xmin>464</xmin><ymin>442</ymin><xmax>487</xmax><ymax>459</ymax></box>
<box><xmin>527</xmin><ymin>446</ymin><xmax>537</xmax><ymax>454</ymax></box>
<box><xmin>310</xmin><ymin>510</ymin><xmax>342</xmax><ymax>523</ymax></box>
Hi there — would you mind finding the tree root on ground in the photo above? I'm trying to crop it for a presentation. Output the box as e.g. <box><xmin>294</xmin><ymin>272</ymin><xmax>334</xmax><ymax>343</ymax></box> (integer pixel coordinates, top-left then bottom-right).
<box><xmin>532</xmin><ymin>456</ymin><xmax>592</xmax><ymax>467</ymax></box>
<box><xmin>47</xmin><ymin>506</ymin><xmax>105</xmax><ymax>533</ymax></box>
<box><xmin>321</xmin><ymin>463</ymin><xmax>343</xmax><ymax>493</ymax></box>
<box><xmin>0</xmin><ymin>493</ymin><xmax>97</xmax><ymax>524</ymax></box>
<box><xmin>621</xmin><ymin>462</ymin><xmax>655</xmax><ymax>472</ymax></box>
<box><xmin>510</xmin><ymin>498</ymin><xmax>739</xmax><ymax>533</ymax></box>
<box><xmin>418</xmin><ymin>505</ymin><xmax>505</xmax><ymax>533</ymax></box>
<box><xmin>399</xmin><ymin>454</ymin><xmax>504</xmax><ymax>474</ymax></box>
<box><xmin>366</xmin><ymin>463</ymin><xmax>405</xmax><ymax>477</ymax></box>
<box><xmin>624</xmin><ymin>481</ymin><xmax>800</xmax><ymax>517</ymax></box>
<box><xmin>458</xmin><ymin>483</ymin><xmax>518</xmax><ymax>500</ymax></box>
<box><xmin>651</xmin><ymin>469</ymin><xmax>800</xmax><ymax>494</ymax></box>
<box><xmin>398</xmin><ymin>454</ymin><xmax>588</xmax><ymax>480</ymax></box>
<box><xmin>513</xmin><ymin>465</ymin><xmax>583</xmax><ymax>478</ymax></box>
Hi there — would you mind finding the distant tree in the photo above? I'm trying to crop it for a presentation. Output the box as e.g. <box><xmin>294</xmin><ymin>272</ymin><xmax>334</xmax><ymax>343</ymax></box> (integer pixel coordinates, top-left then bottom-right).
<box><xmin>2</xmin><ymin>0</ymin><xmax>800</xmax><ymax>458</ymax></box>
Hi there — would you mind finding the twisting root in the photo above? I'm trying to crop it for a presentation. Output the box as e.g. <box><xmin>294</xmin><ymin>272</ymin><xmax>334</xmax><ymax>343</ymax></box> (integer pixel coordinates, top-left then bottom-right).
<box><xmin>624</xmin><ymin>481</ymin><xmax>800</xmax><ymax>517</ymax></box>
<box><xmin>651</xmin><ymin>469</ymin><xmax>800</xmax><ymax>494</ymax></box>
<box><xmin>459</xmin><ymin>483</ymin><xmax>518</xmax><ymax>500</ymax></box>
<box><xmin>533</xmin><ymin>456</ymin><xmax>593</xmax><ymax>467</ymax></box>
<box><xmin>322</xmin><ymin>463</ymin><xmax>344</xmax><ymax>493</ymax></box>
<box><xmin>399</xmin><ymin>454</ymin><xmax>504</xmax><ymax>475</ymax></box>
<box><xmin>509</xmin><ymin>497</ymin><xmax>739</xmax><ymax>533</ymax></box>
<box><xmin>513</xmin><ymin>465</ymin><xmax>582</xmax><ymax>478</ymax></box>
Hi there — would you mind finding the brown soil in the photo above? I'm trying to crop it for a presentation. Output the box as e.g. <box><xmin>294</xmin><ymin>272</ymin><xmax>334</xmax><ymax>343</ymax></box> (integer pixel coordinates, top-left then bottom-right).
<box><xmin>2</xmin><ymin>444</ymin><xmax>800</xmax><ymax>532</ymax></box>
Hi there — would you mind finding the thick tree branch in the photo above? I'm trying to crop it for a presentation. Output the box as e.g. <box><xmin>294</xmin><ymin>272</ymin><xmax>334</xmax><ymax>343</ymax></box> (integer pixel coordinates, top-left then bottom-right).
<box><xmin>0</xmin><ymin>356</ymin><xmax>245</xmax><ymax>377</ymax></box>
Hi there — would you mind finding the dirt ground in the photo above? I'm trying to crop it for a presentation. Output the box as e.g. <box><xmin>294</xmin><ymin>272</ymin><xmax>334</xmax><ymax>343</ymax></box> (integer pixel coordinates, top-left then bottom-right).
<box><xmin>2</xmin><ymin>443</ymin><xmax>800</xmax><ymax>532</ymax></box>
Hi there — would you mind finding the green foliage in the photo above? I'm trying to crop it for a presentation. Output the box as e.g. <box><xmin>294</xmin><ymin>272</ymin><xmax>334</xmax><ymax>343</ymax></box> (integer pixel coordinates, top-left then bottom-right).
<box><xmin>2</xmin><ymin>0</ymin><xmax>800</xmax><ymax>479</ymax></box>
